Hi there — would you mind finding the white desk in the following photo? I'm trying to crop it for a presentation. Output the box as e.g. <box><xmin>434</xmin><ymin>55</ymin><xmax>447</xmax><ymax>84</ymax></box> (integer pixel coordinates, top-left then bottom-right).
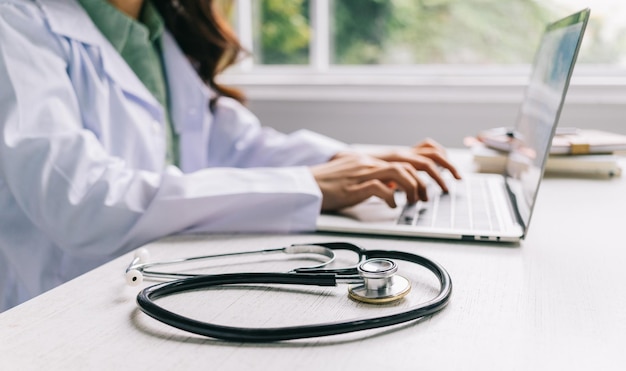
<box><xmin>1</xmin><ymin>151</ymin><xmax>625</xmax><ymax>371</ymax></box>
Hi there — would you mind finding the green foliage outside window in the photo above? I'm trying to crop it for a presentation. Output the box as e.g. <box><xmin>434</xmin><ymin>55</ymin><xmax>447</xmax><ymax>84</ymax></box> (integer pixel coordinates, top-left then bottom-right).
<box><xmin>245</xmin><ymin>0</ymin><xmax>625</xmax><ymax>66</ymax></box>
<box><xmin>333</xmin><ymin>0</ymin><xmax>554</xmax><ymax>64</ymax></box>
<box><xmin>254</xmin><ymin>0</ymin><xmax>310</xmax><ymax>64</ymax></box>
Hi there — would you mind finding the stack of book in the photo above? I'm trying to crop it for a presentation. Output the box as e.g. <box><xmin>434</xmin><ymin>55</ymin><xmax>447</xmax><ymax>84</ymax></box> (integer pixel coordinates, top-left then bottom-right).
<box><xmin>466</xmin><ymin>127</ymin><xmax>626</xmax><ymax>178</ymax></box>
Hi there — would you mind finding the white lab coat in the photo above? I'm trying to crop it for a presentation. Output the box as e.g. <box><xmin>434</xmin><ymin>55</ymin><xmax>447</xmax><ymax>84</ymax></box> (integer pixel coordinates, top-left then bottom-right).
<box><xmin>0</xmin><ymin>0</ymin><xmax>346</xmax><ymax>311</ymax></box>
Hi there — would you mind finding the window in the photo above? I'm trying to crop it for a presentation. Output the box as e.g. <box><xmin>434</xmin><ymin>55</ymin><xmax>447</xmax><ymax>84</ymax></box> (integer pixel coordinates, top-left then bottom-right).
<box><xmin>220</xmin><ymin>0</ymin><xmax>626</xmax><ymax>148</ymax></box>
<box><xmin>228</xmin><ymin>0</ymin><xmax>626</xmax><ymax>69</ymax></box>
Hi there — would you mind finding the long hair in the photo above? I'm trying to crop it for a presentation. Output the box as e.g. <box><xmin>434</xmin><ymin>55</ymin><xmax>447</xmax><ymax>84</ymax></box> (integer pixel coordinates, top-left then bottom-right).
<box><xmin>153</xmin><ymin>0</ymin><xmax>246</xmax><ymax>106</ymax></box>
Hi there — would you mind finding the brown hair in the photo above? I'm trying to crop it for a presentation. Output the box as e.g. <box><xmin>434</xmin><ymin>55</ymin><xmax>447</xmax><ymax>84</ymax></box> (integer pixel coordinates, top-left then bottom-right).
<box><xmin>153</xmin><ymin>0</ymin><xmax>246</xmax><ymax>106</ymax></box>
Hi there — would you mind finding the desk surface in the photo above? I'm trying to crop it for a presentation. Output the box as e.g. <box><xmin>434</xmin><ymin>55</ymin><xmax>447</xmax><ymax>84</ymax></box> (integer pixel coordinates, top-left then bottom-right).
<box><xmin>1</xmin><ymin>151</ymin><xmax>625</xmax><ymax>371</ymax></box>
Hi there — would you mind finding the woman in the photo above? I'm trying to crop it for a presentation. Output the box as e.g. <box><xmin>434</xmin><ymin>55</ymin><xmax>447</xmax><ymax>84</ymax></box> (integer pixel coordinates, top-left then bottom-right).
<box><xmin>0</xmin><ymin>0</ymin><xmax>460</xmax><ymax>311</ymax></box>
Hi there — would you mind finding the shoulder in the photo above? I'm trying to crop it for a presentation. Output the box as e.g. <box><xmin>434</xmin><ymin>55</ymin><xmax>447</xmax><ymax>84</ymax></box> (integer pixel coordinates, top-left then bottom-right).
<box><xmin>0</xmin><ymin>1</ymin><xmax>45</xmax><ymax>22</ymax></box>
<box><xmin>0</xmin><ymin>1</ymin><xmax>72</xmax><ymax>62</ymax></box>
<box><xmin>0</xmin><ymin>1</ymin><xmax>58</xmax><ymax>40</ymax></box>
<box><xmin>1</xmin><ymin>0</ymin><xmax>96</xmax><ymax>42</ymax></box>
<box><xmin>0</xmin><ymin>0</ymin><xmax>99</xmax><ymax>63</ymax></box>
<box><xmin>0</xmin><ymin>1</ymin><xmax>55</xmax><ymax>52</ymax></box>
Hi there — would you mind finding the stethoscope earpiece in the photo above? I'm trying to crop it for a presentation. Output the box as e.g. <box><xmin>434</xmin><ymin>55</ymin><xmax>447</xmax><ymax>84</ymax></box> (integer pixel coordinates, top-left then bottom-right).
<box><xmin>125</xmin><ymin>269</ymin><xmax>143</xmax><ymax>286</ymax></box>
<box><xmin>125</xmin><ymin>248</ymin><xmax>149</xmax><ymax>286</ymax></box>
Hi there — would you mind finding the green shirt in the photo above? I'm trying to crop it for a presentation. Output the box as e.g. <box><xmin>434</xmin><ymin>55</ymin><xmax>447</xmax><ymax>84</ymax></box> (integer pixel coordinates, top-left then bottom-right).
<box><xmin>78</xmin><ymin>0</ymin><xmax>179</xmax><ymax>166</ymax></box>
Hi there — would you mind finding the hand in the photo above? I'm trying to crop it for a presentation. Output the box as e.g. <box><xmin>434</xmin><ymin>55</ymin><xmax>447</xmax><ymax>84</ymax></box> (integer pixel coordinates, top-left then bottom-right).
<box><xmin>310</xmin><ymin>153</ymin><xmax>425</xmax><ymax>212</ymax></box>
<box><xmin>363</xmin><ymin>138</ymin><xmax>462</xmax><ymax>193</ymax></box>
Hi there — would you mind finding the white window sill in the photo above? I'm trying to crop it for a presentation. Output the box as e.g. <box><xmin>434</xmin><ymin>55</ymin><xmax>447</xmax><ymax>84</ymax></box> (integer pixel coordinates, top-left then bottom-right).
<box><xmin>219</xmin><ymin>65</ymin><xmax>626</xmax><ymax>104</ymax></box>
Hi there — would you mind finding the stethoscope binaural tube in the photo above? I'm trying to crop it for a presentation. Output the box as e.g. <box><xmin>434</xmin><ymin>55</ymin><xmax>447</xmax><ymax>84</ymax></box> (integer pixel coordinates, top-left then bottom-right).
<box><xmin>135</xmin><ymin>246</ymin><xmax>452</xmax><ymax>342</ymax></box>
<box><xmin>125</xmin><ymin>242</ymin><xmax>345</xmax><ymax>286</ymax></box>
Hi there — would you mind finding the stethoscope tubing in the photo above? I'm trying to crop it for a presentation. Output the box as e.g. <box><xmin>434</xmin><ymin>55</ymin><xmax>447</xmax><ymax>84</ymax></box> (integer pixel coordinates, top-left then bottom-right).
<box><xmin>127</xmin><ymin>242</ymin><xmax>363</xmax><ymax>283</ymax></box>
<box><xmin>136</xmin><ymin>249</ymin><xmax>452</xmax><ymax>342</ymax></box>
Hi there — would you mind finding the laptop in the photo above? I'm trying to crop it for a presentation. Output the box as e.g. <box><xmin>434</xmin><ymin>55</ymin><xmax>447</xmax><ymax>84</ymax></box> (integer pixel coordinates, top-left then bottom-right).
<box><xmin>316</xmin><ymin>9</ymin><xmax>590</xmax><ymax>243</ymax></box>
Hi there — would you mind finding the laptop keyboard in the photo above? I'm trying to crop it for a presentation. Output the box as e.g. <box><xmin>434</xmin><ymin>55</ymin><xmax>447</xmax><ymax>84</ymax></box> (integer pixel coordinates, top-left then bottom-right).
<box><xmin>397</xmin><ymin>177</ymin><xmax>502</xmax><ymax>232</ymax></box>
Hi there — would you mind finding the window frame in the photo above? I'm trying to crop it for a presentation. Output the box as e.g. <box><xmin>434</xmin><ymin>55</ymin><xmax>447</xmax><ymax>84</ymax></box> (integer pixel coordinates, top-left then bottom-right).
<box><xmin>229</xmin><ymin>0</ymin><xmax>626</xmax><ymax>105</ymax></box>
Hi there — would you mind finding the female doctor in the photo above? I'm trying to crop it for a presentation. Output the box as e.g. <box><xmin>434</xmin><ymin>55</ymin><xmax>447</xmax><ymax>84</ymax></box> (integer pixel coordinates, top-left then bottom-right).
<box><xmin>0</xmin><ymin>0</ymin><xmax>460</xmax><ymax>311</ymax></box>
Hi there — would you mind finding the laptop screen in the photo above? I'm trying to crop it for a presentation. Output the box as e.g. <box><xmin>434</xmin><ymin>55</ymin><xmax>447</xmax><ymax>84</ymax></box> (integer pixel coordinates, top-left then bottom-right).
<box><xmin>505</xmin><ymin>9</ymin><xmax>589</xmax><ymax>233</ymax></box>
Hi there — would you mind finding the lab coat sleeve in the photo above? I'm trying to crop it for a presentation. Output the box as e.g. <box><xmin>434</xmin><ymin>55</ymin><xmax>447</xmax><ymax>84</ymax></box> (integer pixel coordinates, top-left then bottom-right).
<box><xmin>206</xmin><ymin>97</ymin><xmax>349</xmax><ymax>168</ymax></box>
<box><xmin>0</xmin><ymin>4</ymin><xmax>322</xmax><ymax>258</ymax></box>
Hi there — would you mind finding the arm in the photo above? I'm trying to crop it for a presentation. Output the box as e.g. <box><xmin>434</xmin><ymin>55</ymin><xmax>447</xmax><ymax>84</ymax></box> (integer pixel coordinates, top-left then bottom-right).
<box><xmin>206</xmin><ymin>97</ymin><xmax>348</xmax><ymax>168</ymax></box>
<box><xmin>0</xmin><ymin>4</ymin><xmax>322</xmax><ymax>257</ymax></box>
<box><xmin>203</xmin><ymin>98</ymin><xmax>461</xmax><ymax>207</ymax></box>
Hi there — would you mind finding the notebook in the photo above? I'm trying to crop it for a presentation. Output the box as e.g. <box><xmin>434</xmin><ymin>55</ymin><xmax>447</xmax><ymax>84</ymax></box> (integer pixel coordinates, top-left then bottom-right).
<box><xmin>316</xmin><ymin>9</ymin><xmax>590</xmax><ymax>243</ymax></box>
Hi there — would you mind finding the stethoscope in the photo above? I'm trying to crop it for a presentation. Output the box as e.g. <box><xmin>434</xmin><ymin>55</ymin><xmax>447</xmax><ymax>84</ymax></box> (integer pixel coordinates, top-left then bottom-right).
<box><xmin>125</xmin><ymin>242</ymin><xmax>452</xmax><ymax>342</ymax></box>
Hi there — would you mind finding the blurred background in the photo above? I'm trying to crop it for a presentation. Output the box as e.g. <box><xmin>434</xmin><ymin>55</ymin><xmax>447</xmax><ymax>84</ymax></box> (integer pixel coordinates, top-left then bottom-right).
<box><xmin>218</xmin><ymin>0</ymin><xmax>626</xmax><ymax>147</ymax></box>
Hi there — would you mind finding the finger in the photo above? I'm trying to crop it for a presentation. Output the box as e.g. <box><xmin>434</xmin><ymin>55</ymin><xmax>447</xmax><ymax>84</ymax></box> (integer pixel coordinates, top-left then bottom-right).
<box><xmin>404</xmin><ymin>157</ymin><xmax>449</xmax><ymax>193</ymax></box>
<box><xmin>356</xmin><ymin>162</ymin><xmax>422</xmax><ymax>203</ymax></box>
<box><xmin>397</xmin><ymin>162</ymin><xmax>428</xmax><ymax>202</ymax></box>
<box><xmin>415</xmin><ymin>138</ymin><xmax>445</xmax><ymax>153</ymax></box>
<box><xmin>416</xmin><ymin>149</ymin><xmax>462</xmax><ymax>180</ymax></box>
<box><xmin>347</xmin><ymin>179</ymin><xmax>397</xmax><ymax>208</ymax></box>
<box><xmin>385</xmin><ymin>162</ymin><xmax>428</xmax><ymax>202</ymax></box>
<box><xmin>413</xmin><ymin>170</ymin><xmax>428</xmax><ymax>202</ymax></box>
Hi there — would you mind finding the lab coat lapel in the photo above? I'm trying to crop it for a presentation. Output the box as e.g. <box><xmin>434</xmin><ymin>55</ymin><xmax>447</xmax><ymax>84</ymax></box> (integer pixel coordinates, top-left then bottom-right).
<box><xmin>39</xmin><ymin>0</ymin><xmax>164</xmax><ymax>120</ymax></box>
<box><xmin>161</xmin><ymin>31</ymin><xmax>213</xmax><ymax>172</ymax></box>
<box><xmin>161</xmin><ymin>31</ymin><xmax>213</xmax><ymax>134</ymax></box>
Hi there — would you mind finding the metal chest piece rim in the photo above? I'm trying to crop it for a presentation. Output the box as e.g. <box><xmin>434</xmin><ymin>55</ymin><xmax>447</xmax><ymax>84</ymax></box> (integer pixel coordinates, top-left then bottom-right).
<box><xmin>348</xmin><ymin>258</ymin><xmax>411</xmax><ymax>304</ymax></box>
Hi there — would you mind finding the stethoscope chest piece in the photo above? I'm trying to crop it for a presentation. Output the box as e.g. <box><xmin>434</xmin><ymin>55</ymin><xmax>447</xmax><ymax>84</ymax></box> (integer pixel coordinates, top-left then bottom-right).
<box><xmin>348</xmin><ymin>258</ymin><xmax>411</xmax><ymax>304</ymax></box>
